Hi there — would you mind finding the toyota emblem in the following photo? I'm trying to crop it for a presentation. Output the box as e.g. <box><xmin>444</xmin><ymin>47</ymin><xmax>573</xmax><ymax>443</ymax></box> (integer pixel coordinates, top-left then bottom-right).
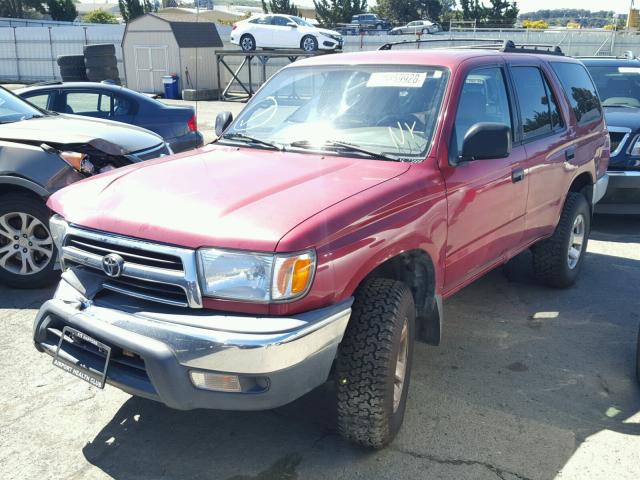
<box><xmin>102</xmin><ymin>253</ymin><xmax>124</xmax><ymax>278</ymax></box>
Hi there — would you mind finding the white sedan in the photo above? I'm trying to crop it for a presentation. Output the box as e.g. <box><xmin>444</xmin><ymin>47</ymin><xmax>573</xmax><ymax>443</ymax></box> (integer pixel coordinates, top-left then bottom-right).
<box><xmin>231</xmin><ymin>14</ymin><xmax>343</xmax><ymax>52</ymax></box>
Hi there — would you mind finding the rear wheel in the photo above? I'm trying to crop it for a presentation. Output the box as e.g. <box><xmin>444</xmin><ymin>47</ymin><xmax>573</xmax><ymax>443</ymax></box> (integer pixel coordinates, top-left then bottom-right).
<box><xmin>336</xmin><ymin>278</ymin><xmax>415</xmax><ymax>448</ymax></box>
<box><xmin>532</xmin><ymin>192</ymin><xmax>591</xmax><ymax>288</ymax></box>
<box><xmin>240</xmin><ymin>34</ymin><xmax>256</xmax><ymax>52</ymax></box>
<box><xmin>0</xmin><ymin>193</ymin><xmax>58</xmax><ymax>289</ymax></box>
<box><xmin>301</xmin><ymin>35</ymin><xmax>318</xmax><ymax>52</ymax></box>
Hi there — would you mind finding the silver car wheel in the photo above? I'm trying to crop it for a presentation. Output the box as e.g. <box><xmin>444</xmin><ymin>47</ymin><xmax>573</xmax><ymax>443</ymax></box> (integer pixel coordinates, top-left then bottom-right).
<box><xmin>303</xmin><ymin>36</ymin><xmax>316</xmax><ymax>51</ymax></box>
<box><xmin>241</xmin><ymin>36</ymin><xmax>255</xmax><ymax>51</ymax></box>
<box><xmin>567</xmin><ymin>213</ymin><xmax>585</xmax><ymax>269</ymax></box>
<box><xmin>393</xmin><ymin>317</ymin><xmax>409</xmax><ymax>413</ymax></box>
<box><xmin>0</xmin><ymin>212</ymin><xmax>54</xmax><ymax>275</ymax></box>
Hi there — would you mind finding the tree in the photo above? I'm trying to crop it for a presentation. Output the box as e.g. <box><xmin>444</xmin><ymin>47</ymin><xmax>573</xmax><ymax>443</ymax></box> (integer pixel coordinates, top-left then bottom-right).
<box><xmin>83</xmin><ymin>8</ymin><xmax>119</xmax><ymax>24</ymax></box>
<box><xmin>268</xmin><ymin>0</ymin><xmax>300</xmax><ymax>16</ymax></box>
<box><xmin>118</xmin><ymin>0</ymin><xmax>154</xmax><ymax>22</ymax></box>
<box><xmin>1</xmin><ymin>0</ymin><xmax>47</xmax><ymax>18</ymax></box>
<box><xmin>261</xmin><ymin>0</ymin><xmax>269</xmax><ymax>13</ymax></box>
<box><xmin>314</xmin><ymin>0</ymin><xmax>367</xmax><ymax>26</ymax></box>
<box><xmin>375</xmin><ymin>0</ymin><xmax>444</xmax><ymax>24</ymax></box>
<box><xmin>47</xmin><ymin>0</ymin><xmax>77</xmax><ymax>21</ymax></box>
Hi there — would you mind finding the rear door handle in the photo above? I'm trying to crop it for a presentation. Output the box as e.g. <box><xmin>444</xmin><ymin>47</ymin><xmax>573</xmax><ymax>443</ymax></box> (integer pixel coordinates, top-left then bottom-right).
<box><xmin>565</xmin><ymin>147</ymin><xmax>576</xmax><ymax>161</ymax></box>
<box><xmin>511</xmin><ymin>168</ymin><xmax>525</xmax><ymax>183</ymax></box>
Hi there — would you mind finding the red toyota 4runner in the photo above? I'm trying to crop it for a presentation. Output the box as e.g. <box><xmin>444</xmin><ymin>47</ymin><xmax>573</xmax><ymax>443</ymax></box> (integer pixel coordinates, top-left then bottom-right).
<box><xmin>33</xmin><ymin>41</ymin><xmax>609</xmax><ymax>448</ymax></box>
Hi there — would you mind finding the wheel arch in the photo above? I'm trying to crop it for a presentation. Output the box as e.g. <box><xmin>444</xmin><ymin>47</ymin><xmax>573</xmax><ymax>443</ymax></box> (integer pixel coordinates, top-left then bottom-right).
<box><xmin>568</xmin><ymin>171</ymin><xmax>594</xmax><ymax>211</ymax></box>
<box><xmin>358</xmin><ymin>248</ymin><xmax>443</xmax><ymax>346</ymax></box>
<box><xmin>0</xmin><ymin>176</ymin><xmax>50</xmax><ymax>200</ymax></box>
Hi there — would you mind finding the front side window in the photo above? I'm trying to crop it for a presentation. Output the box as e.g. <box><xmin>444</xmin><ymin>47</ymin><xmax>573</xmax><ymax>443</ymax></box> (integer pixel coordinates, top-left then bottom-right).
<box><xmin>454</xmin><ymin>67</ymin><xmax>512</xmax><ymax>152</ymax></box>
<box><xmin>289</xmin><ymin>16</ymin><xmax>313</xmax><ymax>27</ymax></box>
<box><xmin>551</xmin><ymin>62</ymin><xmax>602</xmax><ymax>126</ymax></box>
<box><xmin>512</xmin><ymin>67</ymin><xmax>555</xmax><ymax>140</ymax></box>
<box><xmin>222</xmin><ymin>65</ymin><xmax>449</xmax><ymax>161</ymax></box>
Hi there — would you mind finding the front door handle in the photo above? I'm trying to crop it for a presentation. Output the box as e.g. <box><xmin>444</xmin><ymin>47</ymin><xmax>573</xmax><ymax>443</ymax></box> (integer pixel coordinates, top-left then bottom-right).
<box><xmin>565</xmin><ymin>147</ymin><xmax>576</xmax><ymax>161</ymax></box>
<box><xmin>511</xmin><ymin>168</ymin><xmax>525</xmax><ymax>183</ymax></box>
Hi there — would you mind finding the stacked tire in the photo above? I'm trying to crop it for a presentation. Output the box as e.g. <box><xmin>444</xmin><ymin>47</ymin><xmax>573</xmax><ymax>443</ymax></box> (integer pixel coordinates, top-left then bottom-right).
<box><xmin>83</xmin><ymin>44</ymin><xmax>120</xmax><ymax>84</ymax></box>
<box><xmin>57</xmin><ymin>55</ymin><xmax>88</xmax><ymax>82</ymax></box>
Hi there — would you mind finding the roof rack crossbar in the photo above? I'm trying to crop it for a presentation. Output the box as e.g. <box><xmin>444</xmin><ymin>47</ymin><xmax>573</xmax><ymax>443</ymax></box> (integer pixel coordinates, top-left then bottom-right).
<box><xmin>378</xmin><ymin>38</ymin><xmax>564</xmax><ymax>56</ymax></box>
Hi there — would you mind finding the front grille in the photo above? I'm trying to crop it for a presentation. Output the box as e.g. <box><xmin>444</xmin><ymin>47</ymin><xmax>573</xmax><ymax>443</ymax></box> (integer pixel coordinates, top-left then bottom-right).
<box><xmin>609</xmin><ymin>132</ymin><xmax>626</xmax><ymax>155</ymax></box>
<box><xmin>130</xmin><ymin>143</ymin><xmax>171</xmax><ymax>162</ymax></box>
<box><xmin>61</xmin><ymin>226</ymin><xmax>202</xmax><ymax>308</ymax></box>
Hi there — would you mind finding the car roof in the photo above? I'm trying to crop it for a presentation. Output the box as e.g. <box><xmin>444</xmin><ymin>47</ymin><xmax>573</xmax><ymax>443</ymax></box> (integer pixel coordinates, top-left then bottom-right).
<box><xmin>579</xmin><ymin>57</ymin><xmax>640</xmax><ymax>67</ymax></box>
<box><xmin>16</xmin><ymin>82</ymin><xmax>158</xmax><ymax>102</ymax></box>
<box><xmin>288</xmin><ymin>49</ymin><xmax>581</xmax><ymax>70</ymax></box>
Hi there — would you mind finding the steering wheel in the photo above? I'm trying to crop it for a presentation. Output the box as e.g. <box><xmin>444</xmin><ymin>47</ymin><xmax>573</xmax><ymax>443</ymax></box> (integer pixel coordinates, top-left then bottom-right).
<box><xmin>376</xmin><ymin>114</ymin><xmax>425</xmax><ymax>132</ymax></box>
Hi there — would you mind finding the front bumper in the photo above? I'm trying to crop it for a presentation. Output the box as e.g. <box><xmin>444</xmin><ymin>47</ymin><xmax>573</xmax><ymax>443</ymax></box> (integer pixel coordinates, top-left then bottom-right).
<box><xmin>33</xmin><ymin>273</ymin><xmax>352</xmax><ymax>410</ymax></box>
<box><xmin>167</xmin><ymin>131</ymin><xmax>204</xmax><ymax>153</ymax></box>
<box><xmin>595</xmin><ymin>170</ymin><xmax>640</xmax><ymax>214</ymax></box>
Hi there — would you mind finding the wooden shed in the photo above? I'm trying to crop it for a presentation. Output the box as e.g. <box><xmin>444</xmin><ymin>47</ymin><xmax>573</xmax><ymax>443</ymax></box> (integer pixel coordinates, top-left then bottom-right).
<box><xmin>122</xmin><ymin>13</ymin><xmax>223</xmax><ymax>94</ymax></box>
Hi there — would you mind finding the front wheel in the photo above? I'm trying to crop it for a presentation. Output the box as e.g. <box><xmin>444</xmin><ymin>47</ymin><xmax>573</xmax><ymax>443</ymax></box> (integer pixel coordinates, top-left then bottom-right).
<box><xmin>336</xmin><ymin>278</ymin><xmax>416</xmax><ymax>448</ymax></box>
<box><xmin>0</xmin><ymin>193</ymin><xmax>58</xmax><ymax>288</ymax></box>
<box><xmin>240</xmin><ymin>34</ymin><xmax>256</xmax><ymax>52</ymax></box>
<box><xmin>301</xmin><ymin>35</ymin><xmax>318</xmax><ymax>52</ymax></box>
<box><xmin>532</xmin><ymin>192</ymin><xmax>591</xmax><ymax>288</ymax></box>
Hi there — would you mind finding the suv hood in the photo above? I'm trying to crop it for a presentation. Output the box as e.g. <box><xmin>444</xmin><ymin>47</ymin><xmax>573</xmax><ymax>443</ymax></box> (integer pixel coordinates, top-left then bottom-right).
<box><xmin>48</xmin><ymin>145</ymin><xmax>409</xmax><ymax>251</ymax></box>
<box><xmin>0</xmin><ymin>114</ymin><xmax>161</xmax><ymax>155</ymax></box>
<box><xmin>604</xmin><ymin>106</ymin><xmax>640</xmax><ymax>131</ymax></box>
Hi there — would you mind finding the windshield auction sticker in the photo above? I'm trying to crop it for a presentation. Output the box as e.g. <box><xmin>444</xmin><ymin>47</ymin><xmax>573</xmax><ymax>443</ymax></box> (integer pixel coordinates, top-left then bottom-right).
<box><xmin>367</xmin><ymin>72</ymin><xmax>427</xmax><ymax>88</ymax></box>
<box><xmin>618</xmin><ymin>67</ymin><xmax>640</xmax><ymax>73</ymax></box>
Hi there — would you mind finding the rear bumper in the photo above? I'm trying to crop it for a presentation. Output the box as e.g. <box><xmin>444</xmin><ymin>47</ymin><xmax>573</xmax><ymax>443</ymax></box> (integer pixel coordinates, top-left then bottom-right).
<box><xmin>595</xmin><ymin>170</ymin><xmax>640</xmax><ymax>214</ymax></box>
<box><xmin>33</xmin><ymin>275</ymin><xmax>352</xmax><ymax>410</ymax></box>
<box><xmin>167</xmin><ymin>131</ymin><xmax>203</xmax><ymax>153</ymax></box>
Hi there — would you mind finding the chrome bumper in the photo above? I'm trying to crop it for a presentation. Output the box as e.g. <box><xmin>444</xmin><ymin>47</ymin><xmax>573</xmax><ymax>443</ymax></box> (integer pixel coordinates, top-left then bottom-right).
<box><xmin>33</xmin><ymin>271</ymin><xmax>352</xmax><ymax>410</ymax></box>
<box><xmin>593</xmin><ymin>173</ymin><xmax>609</xmax><ymax>205</ymax></box>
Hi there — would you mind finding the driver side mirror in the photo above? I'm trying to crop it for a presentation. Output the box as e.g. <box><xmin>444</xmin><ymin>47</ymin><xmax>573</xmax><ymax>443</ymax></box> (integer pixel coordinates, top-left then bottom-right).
<box><xmin>287</xmin><ymin>22</ymin><xmax>298</xmax><ymax>28</ymax></box>
<box><xmin>215</xmin><ymin>111</ymin><xmax>233</xmax><ymax>137</ymax></box>
<box><xmin>461</xmin><ymin>122</ymin><xmax>511</xmax><ymax>161</ymax></box>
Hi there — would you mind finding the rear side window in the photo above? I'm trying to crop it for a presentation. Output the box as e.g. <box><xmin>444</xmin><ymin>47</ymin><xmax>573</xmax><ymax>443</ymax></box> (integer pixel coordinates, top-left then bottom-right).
<box><xmin>551</xmin><ymin>62</ymin><xmax>602</xmax><ymax>126</ymax></box>
<box><xmin>511</xmin><ymin>66</ymin><xmax>563</xmax><ymax>140</ymax></box>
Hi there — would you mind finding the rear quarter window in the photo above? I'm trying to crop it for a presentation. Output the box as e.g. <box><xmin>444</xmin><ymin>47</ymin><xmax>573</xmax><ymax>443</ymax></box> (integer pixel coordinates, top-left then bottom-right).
<box><xmin>550</xmin><ymin>62</ymin><xmax>602</xmax><ymax>126</ymax></box>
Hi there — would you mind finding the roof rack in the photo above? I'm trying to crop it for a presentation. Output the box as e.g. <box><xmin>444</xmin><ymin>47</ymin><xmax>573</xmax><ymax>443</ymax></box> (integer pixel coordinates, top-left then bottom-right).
<box><xmin>378</xmin><ymin>38</ymin><xmax>564</xmax><ymax>56</ymax></box>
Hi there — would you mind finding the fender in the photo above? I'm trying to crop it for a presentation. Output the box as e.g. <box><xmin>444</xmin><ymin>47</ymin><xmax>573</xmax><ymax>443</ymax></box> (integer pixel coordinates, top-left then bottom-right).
<box><xmin>0</xmin><ymin>175</ymin><xmax>50</xmax><ymax>198</ymax></box>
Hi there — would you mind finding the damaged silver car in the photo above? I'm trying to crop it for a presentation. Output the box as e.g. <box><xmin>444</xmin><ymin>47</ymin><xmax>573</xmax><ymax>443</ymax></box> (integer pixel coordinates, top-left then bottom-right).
<box><xmin>0</xmin><ymin>86</ymin><xmax>171</xmax><ymax>288</ymax></box>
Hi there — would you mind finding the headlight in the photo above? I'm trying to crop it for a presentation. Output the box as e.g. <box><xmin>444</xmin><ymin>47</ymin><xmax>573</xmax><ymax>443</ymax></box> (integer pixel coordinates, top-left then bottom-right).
<box><xmin>59</xmin><ymin>151</ymin><xmax>95</xmax><ymax>174</ymax></box>
<box><xmin>49</xmin><ymin>214</ymin><xmax>67</xmax><ymax>250</ymax></box>
<box><xmin>197</xmin><ymin>248</ymin><xmax>316</xmax><ymax>302</ymax></box>
<box><xmin>629</xmin><ymin>136</ymin><xmax>640</xmax><ymax>156</ymax></box>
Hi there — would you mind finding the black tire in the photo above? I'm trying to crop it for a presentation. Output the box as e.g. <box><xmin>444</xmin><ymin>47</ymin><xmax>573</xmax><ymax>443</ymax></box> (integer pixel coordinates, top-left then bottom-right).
<box><xmin>532</xmin><ymin>192</ymin><xmax>591</xmax><ymax>288</ymax></box>
<box><xmin>84</xmin><ymin>55</ymin><xmax>117</xmax><ymax>69</ymax></box>
<box><xmin>59</xmin><ymin>65</ymin><xmax>87</xmax><ymax>76</ymax></box>
<box><xmin>240</xmin><ymin>34</ymin><xmax>256</xmax><ymax>52</ymax></box>
<box><xmin>57</xmin><ymin>54</ymin><xmax>85</xmax><ymax>68</ymax></box>
<box><xmin>86</xmin><ymin>66</ymin><xmax>119</xmax><ymax>82</ymax></box>
<box><xmin>0</xmin><ymin>193</ymin><xmax>58</xmax><ymax>289</ymax></box>
<box><xmin>636</xmin><ymin>325</ymin><xmax>640</xmax><ymax>386</ymax></box>
<box><xmin>336</xmin><ymin>278</ymin><xmax>416</xmax><ymax>449</ymax></box>
<box><xmin>83</xmin><ymin>43</ymin><xmax>116</xmax><ymax>56</ymax></box>
<box><xmin>61</xmin><ymin>75</ymin><xmax>89</xmax><ymax>83</ymax></box>
<box><xmin>301</xmin><ymin>35</ymin><xmax>318</xmax><ymax>52</ymax></box>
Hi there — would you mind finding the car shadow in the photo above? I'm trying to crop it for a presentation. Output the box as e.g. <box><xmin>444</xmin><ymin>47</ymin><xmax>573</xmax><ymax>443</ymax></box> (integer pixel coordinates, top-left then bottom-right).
<box><xmin>591</xmin><ymin>213</ymin><xmax>640</xmax><ymax>243</ymax></box>
<box><xmin>81</xmin><ymin>244</ymin><xmax>640</xmax><ymax>479</ymax></box>
<box><xmin>0</xmin><ymin>285</ymin><xmax>55</xmax><ymax>310</ymax></box>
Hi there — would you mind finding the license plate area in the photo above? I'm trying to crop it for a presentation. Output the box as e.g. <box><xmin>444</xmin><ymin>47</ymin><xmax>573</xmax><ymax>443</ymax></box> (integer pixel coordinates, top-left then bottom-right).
<box><xmin>53</xmin><ymin>326</ymin><xmax>111</xmax><ymax>389</ymax></box>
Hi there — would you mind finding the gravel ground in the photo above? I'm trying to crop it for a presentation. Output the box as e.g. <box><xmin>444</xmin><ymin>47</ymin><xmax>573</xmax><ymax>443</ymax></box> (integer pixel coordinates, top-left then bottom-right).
<box><xmin>1</xmin><ymin>215</ymin><xmax>639</xmax><ymax>480</ymax></box>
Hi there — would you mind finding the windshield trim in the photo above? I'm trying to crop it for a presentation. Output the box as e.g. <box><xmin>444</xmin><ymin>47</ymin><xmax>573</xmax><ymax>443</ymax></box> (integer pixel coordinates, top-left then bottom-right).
<box><xmin>226</xmin><ymin>63</ymin><xmax>451</xmax><ymax>163</ymax></box>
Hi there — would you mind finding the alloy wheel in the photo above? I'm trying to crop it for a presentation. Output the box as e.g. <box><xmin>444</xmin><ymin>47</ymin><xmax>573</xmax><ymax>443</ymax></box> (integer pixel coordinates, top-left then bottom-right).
<box><xmin>0</xmin><ymin>212</ymin><xmax>54</xmax><ymax>275</ymax></box>
<box><xmin>567</xmin><ymin>213</ymin><xmax>585</xmax><ymax>269</ymax></box>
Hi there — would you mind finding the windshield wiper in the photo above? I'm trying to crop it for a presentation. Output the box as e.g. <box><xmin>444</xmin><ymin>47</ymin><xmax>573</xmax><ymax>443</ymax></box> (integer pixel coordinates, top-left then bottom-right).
<box><xmin>602</xmin><ymin>103</ymin><xmax>638</xmax><ymax>109</ymax></box>
<box><xmin>289</xmin><ymin>139</ymin><xmax>401</xmax><ymax>161</ymax></box>
<box><xmin>219</xmin><ymin>133</ymin><xmax>284</xmax><ymax>151</ymax></box>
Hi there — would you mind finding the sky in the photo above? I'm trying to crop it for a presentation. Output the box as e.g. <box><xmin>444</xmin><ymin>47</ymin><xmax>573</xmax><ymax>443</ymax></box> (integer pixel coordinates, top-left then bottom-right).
<box><xmin>293</xmin><ymin>0</ymin><xmax>634</xmax><ymax>15</ymax></box>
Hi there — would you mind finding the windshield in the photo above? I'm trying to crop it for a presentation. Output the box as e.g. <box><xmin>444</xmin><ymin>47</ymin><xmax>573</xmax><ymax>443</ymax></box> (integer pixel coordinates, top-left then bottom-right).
<box><xmin>586</xmin><ymin>65</ymin><xmax>640</xmax><ymax>108</ymax></box>
<box><xmin>289</xmin><ymin>16</ymin><xmax>314</xmax><ymax>27</ymax></box>
<box><xmin>0</xmin><ymin>87</ymin><xmax>43</xmax><ymax>124</ymax></box>
<box><xmin>223</xmin><ymin>65</ymin><xmax>449</xmax><ymax>161</ymax></box>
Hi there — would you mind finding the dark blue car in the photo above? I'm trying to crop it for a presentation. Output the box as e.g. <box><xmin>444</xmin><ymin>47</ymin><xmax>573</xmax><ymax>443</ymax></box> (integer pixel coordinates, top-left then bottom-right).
<box><xmin>581</xmin><ymin>57</ymin><xmax>640</xmax><ymax>214</ymax></box>
<box><xmin>16</xmin><ymin>82</ymin><xmax>203</xmax><ymax>153</ymax></box>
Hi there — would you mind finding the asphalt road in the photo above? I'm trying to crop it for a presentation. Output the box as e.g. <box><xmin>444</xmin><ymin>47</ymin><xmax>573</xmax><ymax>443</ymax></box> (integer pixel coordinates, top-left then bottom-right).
<box><xmin>1</xmin><ymin>215</ymin><xmax>639</xmax><ymax>480</ymax></box>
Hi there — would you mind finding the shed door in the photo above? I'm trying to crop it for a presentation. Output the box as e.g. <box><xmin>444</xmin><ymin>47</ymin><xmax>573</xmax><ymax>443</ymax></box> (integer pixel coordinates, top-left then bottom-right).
<box><xmin>134</xmin><ymin>46</ymin><xmax>168</xmax><ymax>93</ymax></box>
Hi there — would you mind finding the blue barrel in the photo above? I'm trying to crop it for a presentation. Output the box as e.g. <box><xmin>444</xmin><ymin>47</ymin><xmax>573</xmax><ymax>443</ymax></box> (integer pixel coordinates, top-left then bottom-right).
<box><xmin>162</xmin><ymin>75</ymin><xmax>180</xmax><ymax>99</ymax></box>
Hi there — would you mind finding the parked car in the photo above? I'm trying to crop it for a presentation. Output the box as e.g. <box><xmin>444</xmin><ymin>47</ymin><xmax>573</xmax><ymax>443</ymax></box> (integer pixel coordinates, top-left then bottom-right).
<box><xmin>0</xmin><ymin>86</ymin><xmax>171</xmax><ymax>288</ymax></box>
<box><xmin>389</xmin><ymin>20</ymin><xmax>440</xmax><ymax>35</ymax></box>
<box><xmin>230</xmin><ymin>14</ymin><xmax>342</xmax><ymax>52</ymax></box>
<box><xmin>581</xmin><ymin>57</ymin><xmax>640</xmax><ymax>214</ymax></box>
<box><xmin>16</xmin><ymin>82</ymin><xmax>203</xmax><ymax>154</ymax></box>
<box><xmin>349</xmin><ymin>13</ymin><xmax>392</xmax><ymax>30</ymax></box>
<box><xmin>33</xmin><ymin>42</ymin><xmax>609</xmax><ymax>449</ymax></box>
